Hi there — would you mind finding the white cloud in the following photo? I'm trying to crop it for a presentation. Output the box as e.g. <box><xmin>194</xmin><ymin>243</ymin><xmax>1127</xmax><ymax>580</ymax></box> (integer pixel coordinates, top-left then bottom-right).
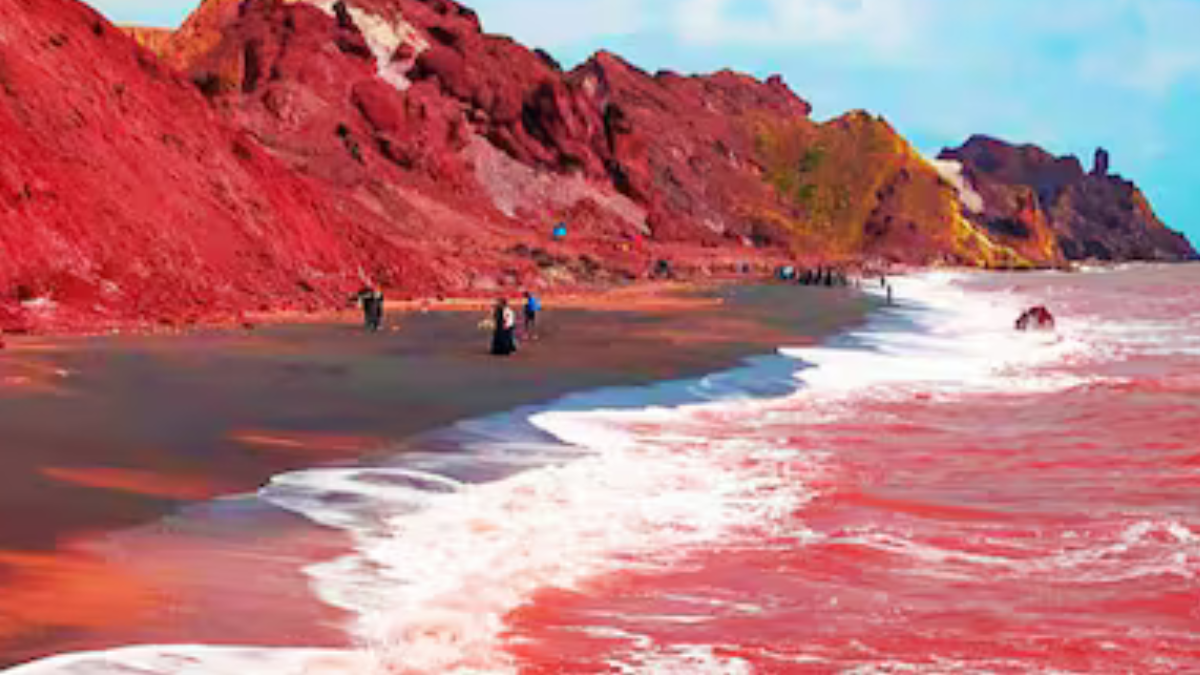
<box><xmin>471</xmin><ymin>0</ymin><xmax>648</xmax><ymax>48</ymax></box>
<box><xmin>1062</xmin><ymin>0</ymin><xmax>1200</xmax><ymax>95</ymax></box>
<box><xmin>673</xmin><ymin>0</ymin><xmax>927</xmax><ymax>53</ymax></box>
<box><xmin>1079</xmin><ymin>47</ymin><xmax>1200</xmax><ymax>95</ymax></box>
<box><xmin>666</xmin><ymin>0</ymin><xmax>1200</xmax><ymax>94</ymax></box>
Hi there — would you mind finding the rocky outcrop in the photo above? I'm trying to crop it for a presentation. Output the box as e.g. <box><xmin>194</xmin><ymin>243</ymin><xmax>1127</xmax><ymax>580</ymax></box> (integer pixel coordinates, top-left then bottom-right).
<box><xmin>1016</xmin><ymin>306</ymin><xmax>1055</xmax><ymax>332</ymax></box>
<box><xmin>941</xmin><ymin>136</ymin><xmax>1196</xmax><ymax>263</ymax></box>
<box><xmin>1091</xmin><ymin>148</ymin><xmax>1110</xmax><ymax>178</ymax></box>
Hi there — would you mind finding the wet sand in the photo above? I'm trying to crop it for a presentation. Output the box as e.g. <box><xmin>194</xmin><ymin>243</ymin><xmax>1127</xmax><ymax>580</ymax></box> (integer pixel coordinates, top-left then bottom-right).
<box><xmin>0</xmin><ymin>283</ymin><xmax>872</xmax><ymax>666</ymax></box>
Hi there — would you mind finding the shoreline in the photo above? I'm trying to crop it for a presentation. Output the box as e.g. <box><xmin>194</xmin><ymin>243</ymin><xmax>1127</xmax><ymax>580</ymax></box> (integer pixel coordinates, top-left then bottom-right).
<box><xmin>0</xmin><ymin>280</ymin><xmax>750</xmax><ymax>346</ymax></box>
<box><xmin>0</xmin><ymin>282</ymin><xmax>878</xmax><ymax>548</ymax></box>
<box><xmin>0</xmin><ymin>281</ymin><xmax>875</xmax><ymax>665</ymax></box>
<box><xmin>0</xmin><ymin>259</ymin><xmax>1156</xmax><ymax>342</ymax></box>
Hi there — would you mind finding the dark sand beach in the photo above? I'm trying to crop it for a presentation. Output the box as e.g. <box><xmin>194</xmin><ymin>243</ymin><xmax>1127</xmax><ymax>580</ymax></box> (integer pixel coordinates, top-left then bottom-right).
<box><xmin>0</xmin><ymin>283</ymin><xmax>871</xmax><ymax>667</ymax></box>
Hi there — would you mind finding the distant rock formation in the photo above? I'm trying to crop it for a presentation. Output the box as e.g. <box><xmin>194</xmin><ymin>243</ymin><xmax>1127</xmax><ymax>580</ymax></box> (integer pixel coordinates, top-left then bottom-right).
<box><xmin>941</xmin><ymin>136</ymin><xmax>1196</xmax><ymax>263</ymax></box>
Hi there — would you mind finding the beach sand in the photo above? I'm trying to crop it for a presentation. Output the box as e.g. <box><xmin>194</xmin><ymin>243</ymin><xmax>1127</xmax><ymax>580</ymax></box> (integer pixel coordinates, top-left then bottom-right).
<box><xmin>0</xmin><ymin>283</ymin><xmax>872</xmax><ymax>666</ymax></box>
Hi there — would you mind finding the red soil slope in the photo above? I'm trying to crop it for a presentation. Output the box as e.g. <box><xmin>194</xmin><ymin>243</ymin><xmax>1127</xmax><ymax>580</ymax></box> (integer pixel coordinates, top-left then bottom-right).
<box><xmin>0</xmin><ymin>0</ymin><xmax>458</xmax><ymax>332</ymax></box>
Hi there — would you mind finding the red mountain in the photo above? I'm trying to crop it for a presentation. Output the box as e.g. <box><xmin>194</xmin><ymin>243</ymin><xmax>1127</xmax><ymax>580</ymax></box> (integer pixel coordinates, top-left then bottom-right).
<box><xmin>152</xmin><ymin>0</ymin><xmax>1017</xmax><ymax>266</ymax></box>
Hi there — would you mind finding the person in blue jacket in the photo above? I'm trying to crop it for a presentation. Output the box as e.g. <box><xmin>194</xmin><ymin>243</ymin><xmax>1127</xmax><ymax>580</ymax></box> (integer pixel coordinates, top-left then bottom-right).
<box><xmin>523</xmin><ymin>291</ymin><xmax>542</xmax><ymax>339</ymax></box>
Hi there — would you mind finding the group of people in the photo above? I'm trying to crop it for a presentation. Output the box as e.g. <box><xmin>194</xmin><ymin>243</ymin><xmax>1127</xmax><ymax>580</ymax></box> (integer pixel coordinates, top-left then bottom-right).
<box><xmin>490</xmin><ymin>291</ymin><xmax>540</xmax><ymax>356</ymax></box>
<box><xmin>777</xmin><ymin>266</ymin><xmax>851</xmax><ymax>287</ymax></box>
<box><xmin>353</xmin><ymin>284</ymin><xmax>542</xmax><ymax>357</ymax></box>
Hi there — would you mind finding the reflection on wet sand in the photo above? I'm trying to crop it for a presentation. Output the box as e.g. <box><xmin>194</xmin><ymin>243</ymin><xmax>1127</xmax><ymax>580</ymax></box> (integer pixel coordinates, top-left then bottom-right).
<box><xmin>39</xmin><ymin>467</ymin><xmax>234</xmax><ymax>502</ymax></box>
<box><xmin>0</xmin><ymin>549</ymin><xmax>156</xmax><ymax>649</ymax></box>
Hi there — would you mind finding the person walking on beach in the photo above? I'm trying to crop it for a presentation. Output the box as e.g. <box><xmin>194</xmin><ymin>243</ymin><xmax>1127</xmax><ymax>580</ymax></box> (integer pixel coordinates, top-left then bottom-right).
<box><xmin>523</xmin><ymin>291</ymin><xmax>542</xmax><ymax>339</ymax></box>
<box><xmin>491</xmin><ymin>299</ymin><xmax>518</xmax><ymax>356</ymax></box>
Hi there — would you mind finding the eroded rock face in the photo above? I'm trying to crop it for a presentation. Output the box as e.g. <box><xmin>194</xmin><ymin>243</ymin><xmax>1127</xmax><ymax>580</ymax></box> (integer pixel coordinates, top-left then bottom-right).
<box><xmin>127</xmin><ymin>0</ymin><xmax>1014</xmax><ymax>270</ymax></box>
<box><xmin>941</xmin><ymin>136</ymin><xmax>1196</xmax><ymax>263</ymax></box>
<box><xmin>0</xmin><ymin>0</ymin><xmax>452</xmax><ymax>330</ymax></box>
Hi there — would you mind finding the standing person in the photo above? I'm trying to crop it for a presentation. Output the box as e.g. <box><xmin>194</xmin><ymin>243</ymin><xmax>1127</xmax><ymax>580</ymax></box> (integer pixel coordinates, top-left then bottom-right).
<box><xmin>523</xmin><ymin>291</ymin><xmax>542</xmax><ymax>339</ymax></box>
<box><xmin>352</xmin><ymin>286</ymin><xmax>385</xmax><ymax>332</ymax></box>
<box><xmin>491</xmin><ymin>299</ymin><xmax>518</xmax><ymax>356</ymax></box>
<box><xmin>368</xmin><ymin>286</ymin><xmax>385</xmax><ymax>331</ymax></box>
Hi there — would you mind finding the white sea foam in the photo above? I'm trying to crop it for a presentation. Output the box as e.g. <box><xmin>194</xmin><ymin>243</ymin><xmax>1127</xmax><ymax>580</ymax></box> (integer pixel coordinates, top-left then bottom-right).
<box><xmin>279</xmin><ymin>410</ymin><xmax>826</xmax><ymax>673</ymax></box>
<box><xmin>608</xmin><ymin>644</ymin><xmax>754</xmax><ymax>674</ymax></box>
<box><xmin>785</xmin><ymin>272</ymin><xmax>1097</xmax><ymax>396</ymax></box>
<box><xmin>2</xmin><ymin>646</ymin><xmax>367</xmax><ymax>675</ymax></box>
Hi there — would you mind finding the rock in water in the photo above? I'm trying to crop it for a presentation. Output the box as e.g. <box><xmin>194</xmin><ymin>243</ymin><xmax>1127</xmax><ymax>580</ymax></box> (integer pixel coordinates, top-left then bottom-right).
<box><xmin>1015</xmin><ymin>306</ymin><xmax>1056</xmax><ymax>332</ymax></box>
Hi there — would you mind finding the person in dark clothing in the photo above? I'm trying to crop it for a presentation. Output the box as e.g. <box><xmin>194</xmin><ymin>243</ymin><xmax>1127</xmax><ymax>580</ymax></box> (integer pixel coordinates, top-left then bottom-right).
<box><xmin>491</xmin><ymin>299</ymin><xmax>518</xmax><ymax>356</ymax></box>
<box><xmin>352</xmin><ymin>286</ymin><xmax>385</xmax><ymax>332</ymax></box>
<box><xmin>523</xmin><ymin>291</ymin><xmax>542</xmax><ymax>339</ymax></box>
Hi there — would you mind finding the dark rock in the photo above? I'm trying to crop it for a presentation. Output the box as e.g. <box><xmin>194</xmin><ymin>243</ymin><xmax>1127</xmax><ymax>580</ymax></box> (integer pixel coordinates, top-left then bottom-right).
<box><xmin>1092</xmin><ymin>147</ymin><xmax>1110</xmax><ymax>177</ymax></box>
<box><xmin>1016</xmin><ymin>306</ymin><xmax>1055</xmax><ymax>332</ymax></box>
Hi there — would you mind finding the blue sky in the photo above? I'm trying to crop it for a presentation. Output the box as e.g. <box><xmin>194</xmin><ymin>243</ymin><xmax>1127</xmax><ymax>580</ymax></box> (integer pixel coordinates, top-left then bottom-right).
<box><xmin>93</xmin><ymin>0</ymin><xmax>1200</xmax><ymax>244</ymax></box>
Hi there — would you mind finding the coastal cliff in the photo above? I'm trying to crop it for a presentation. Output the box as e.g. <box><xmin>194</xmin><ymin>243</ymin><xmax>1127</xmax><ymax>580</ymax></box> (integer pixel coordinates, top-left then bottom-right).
<box><xmin>940</xmin><ymin>136</ymin><xmax>1196</xmax><ymax>263</ymax></box>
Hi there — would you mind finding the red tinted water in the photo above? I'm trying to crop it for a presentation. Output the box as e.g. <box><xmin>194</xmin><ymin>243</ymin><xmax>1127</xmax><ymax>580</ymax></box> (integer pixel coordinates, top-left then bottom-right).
<box><xmin>506</xmin><ymin>268</ymin><xmax>1200</xmax><ymax>673</ymax></box>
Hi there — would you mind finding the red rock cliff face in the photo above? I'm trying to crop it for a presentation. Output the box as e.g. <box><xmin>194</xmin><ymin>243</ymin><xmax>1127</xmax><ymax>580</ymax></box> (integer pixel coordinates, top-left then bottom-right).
<box><xmin>1</xmin><ymin>0</ymin><xmax>476</xmax><ymax>332</ymax></box>
<box><xmin>941</xmin><ymin>136</ymin><xmax>1197</xmax><ymax>262</ymax></box>
<box><xmin>158</xmin><ymin>0</ymin><xmax>1010</xmax><ymax>263</ymax></box>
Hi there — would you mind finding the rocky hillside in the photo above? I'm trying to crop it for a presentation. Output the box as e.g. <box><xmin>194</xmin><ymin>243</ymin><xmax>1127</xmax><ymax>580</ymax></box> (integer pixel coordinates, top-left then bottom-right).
<box><xmin>940</xmin><ymin>137</ymin><xmax>1196</xmax><ymax>263</ymax></box>
<box><xmin>1</xmin><ymin>0</ymin><xmax>1192</xmax><ymax>331</ymax></box>
<box><xmin>155</xmin><ymin>0</ymin><xmax>1025</xmax><ymax>264</ymax></box>
<box><xmin>0</xmin><ymin>0</ymin><xmax>468</xmax><ymax>332</ymax></box>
